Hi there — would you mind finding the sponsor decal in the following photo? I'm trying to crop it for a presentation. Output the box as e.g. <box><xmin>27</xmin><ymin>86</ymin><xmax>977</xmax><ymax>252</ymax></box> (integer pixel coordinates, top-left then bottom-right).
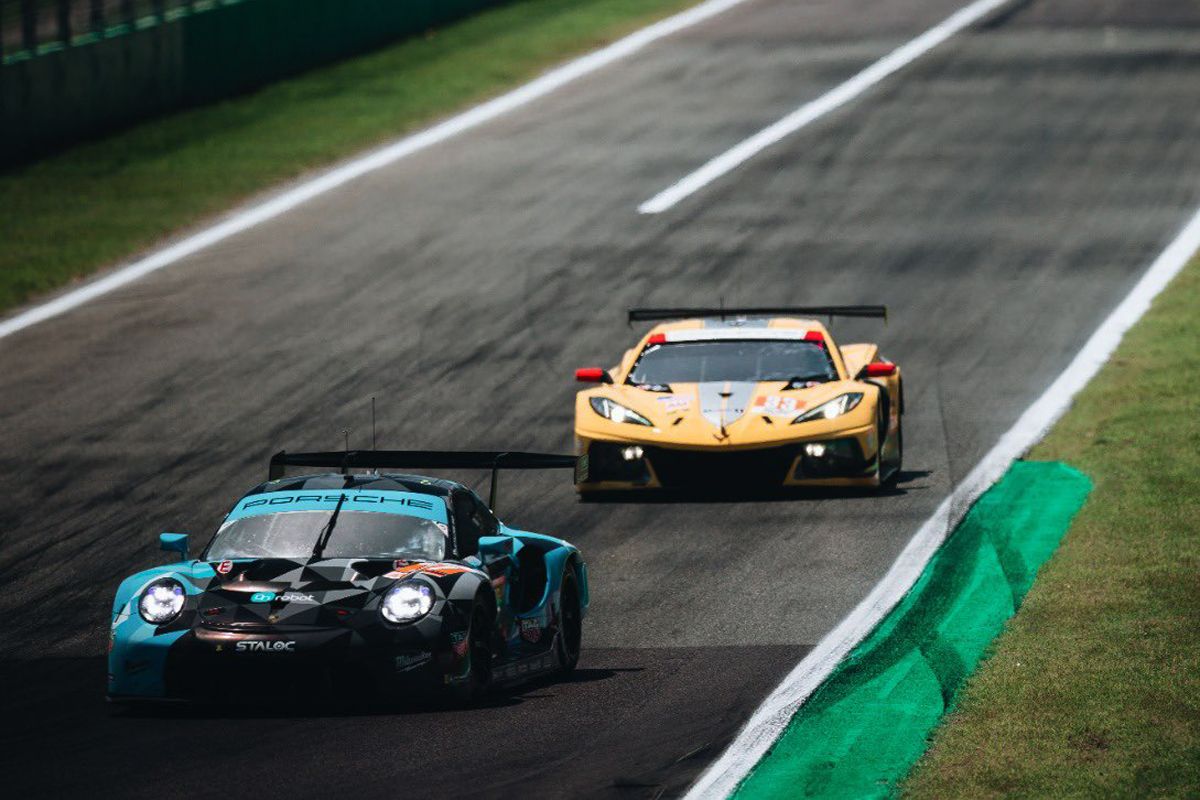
<box><xmin>277</xmin><ymin>593</ymin><xmax>315</xmax><ymax>603</ymax></box>
<box><xmin>520</xmin><ymin>618</ymin><xmax>543</xmax><ymax>644</ymax></box>
<box><xmin>450</xmin><ymin>631</ymin><xmax>470</xmax><ymax>658</ymax></box>
<box><xmin>395</xmin><ymin>652</ymin><xmax>432</xmax><ymax>672</ymax></box>
<box><xmin>235</xmin><ymin>640</ymin><xmax>296</xmax><ymax>653</ymax></box>
<box><xmin>216</xmin><ymin>560</ymin><xmax>233</xmax><ymax>575</ymax></box>
<box><xmin>241</xmin><ymin>494</ymin><xmax>434</xmax><ymax>511</ymax></box>
<box><xmin>385</xmin><ymin>562</ymin><xmax>471</xmax><ymax>579</ymax></box>
<box><xmin>249</xmin><ymin>592</ymin><xmax>277</xmax><ymax>603</ymax></box>
<box><xmin>656</xmin><ymin>395</ymin><xmax>691</xmax><ymax>413</ymax></box>
<box><xmin>750</xmin><ymin>395</ymin><xmax>804</xmax><ymax>416</ymax></box>
<box><xmin>124</xmin><ymin>659</ymin><xmax>150</xmax><ymax>675</ymax></box>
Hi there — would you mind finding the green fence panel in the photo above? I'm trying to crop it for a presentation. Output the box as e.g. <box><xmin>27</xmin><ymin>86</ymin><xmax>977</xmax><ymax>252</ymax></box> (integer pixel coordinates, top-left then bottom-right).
<box><xmin>1</xmin><ymin>0</ymin><xmax>506</xmax><ymax>165</ymax></box>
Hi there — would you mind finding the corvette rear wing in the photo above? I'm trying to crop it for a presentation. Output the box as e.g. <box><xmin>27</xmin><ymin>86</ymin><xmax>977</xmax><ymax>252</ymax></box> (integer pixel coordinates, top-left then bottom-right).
<box><xmin>628</xmin><ymin>306</ymin><xmax>887</xmax><ymax>324</ymax></box>
<box><xmin>268</xmin><ymin>450</ymin><xmax>578</xmax><ymax>511</ymax></box>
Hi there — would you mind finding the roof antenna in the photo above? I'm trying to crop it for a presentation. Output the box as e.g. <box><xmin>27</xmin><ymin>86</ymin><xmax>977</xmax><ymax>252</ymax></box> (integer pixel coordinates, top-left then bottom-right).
<box><xmin>488</xmin><ymin>453</ymin><xmax>509</xmax><ymax>514</ymax></box>
<box><xmin>339</xmin><ymin>429</ymin><xmax>352</xmax><ymax>475</ymax></box>
<box><xmin>371</xmin><ymin>396</ymin><xmax>377</xmax><ymax>451</ymax></box>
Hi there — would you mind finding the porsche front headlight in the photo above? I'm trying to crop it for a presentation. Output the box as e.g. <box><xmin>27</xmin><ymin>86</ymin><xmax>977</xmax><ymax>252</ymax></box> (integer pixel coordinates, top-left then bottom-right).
<box><xmin>792</xmin><ymin>393</ymin><xmax>864</xmax><ymax>424</ymax></box>
<box><xmin>589</xmin><ymin>397</ymin><xmax>652</xmax><ymax>426</ymax></box>
<box><xmin>138</xmin><ymin>578</ymin><xmax>186</xmax><ymax>625</ymax></box>
<box><xmin>381</xmin><ymin>582</ymin><xmax>435</xmax><ymax>624</ymax></box>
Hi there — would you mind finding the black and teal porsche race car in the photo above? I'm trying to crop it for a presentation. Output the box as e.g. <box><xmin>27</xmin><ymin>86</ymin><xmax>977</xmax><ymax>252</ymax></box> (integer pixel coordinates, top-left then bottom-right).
<box><xmin>107</xmin><ymin>450</ymin><xmax>587</xmax><ymax>704</ymax></box>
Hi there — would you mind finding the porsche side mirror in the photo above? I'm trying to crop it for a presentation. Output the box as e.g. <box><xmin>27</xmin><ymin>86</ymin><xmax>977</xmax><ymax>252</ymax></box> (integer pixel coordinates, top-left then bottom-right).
<box><xmin>860</xmin><ymin>362</ymin><xmax>897</xmax><ymax>378</ymax></box>
<box><xmin>575</xmin><ymin>367</ymin><xmax>613</xmax><ymax>384</ymax></box>
<box><xmin>159</xmin><ymin>532</ymin><xmax>189</xmax><ymax>558</ymax></box>
<box><xmin>477</xmin><ymin>535</ymin><xmax>514</xmax><ymax>560</ymax></box>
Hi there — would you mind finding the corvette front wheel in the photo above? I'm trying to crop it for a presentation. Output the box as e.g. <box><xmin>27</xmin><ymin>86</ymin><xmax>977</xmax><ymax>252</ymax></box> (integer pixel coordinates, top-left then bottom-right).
<box><xmin>876</xmin><ymin>395</ymin><xmax>902</xmax><ymax>489</ymax></box>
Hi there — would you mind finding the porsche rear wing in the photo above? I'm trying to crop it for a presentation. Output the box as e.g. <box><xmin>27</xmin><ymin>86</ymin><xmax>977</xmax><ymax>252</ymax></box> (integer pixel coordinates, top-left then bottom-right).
<box><xmin>628</xmin><ymin>306</ymin><xmax>887</xmax><ymax>324</ymax></box>
<box><xmin>268</xmin><ymin>450</ymin><xmax>578</xmax><ymax>511</ymax></box>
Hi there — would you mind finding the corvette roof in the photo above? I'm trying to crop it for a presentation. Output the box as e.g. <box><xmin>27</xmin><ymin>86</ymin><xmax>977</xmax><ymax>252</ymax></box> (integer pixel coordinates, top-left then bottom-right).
<box><xmin>646</xmin><ymin>317</ymin><xmax>829</xmax><ymax>338</ymax></box>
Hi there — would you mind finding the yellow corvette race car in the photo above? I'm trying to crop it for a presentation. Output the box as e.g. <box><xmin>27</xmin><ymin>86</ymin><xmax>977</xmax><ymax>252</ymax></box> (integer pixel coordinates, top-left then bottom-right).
<box><xmin>573</xmin><ymin>307</ymin><xmax>902</xmax><ymax>495</ymax></box>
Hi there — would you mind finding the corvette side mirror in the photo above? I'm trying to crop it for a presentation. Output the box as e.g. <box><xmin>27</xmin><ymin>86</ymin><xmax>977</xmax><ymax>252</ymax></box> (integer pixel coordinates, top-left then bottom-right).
<box><xmin>860</xmin><ymin>362</ymin><xmax>897</xmax><ymax>378</ymax></box>
<box><xmin>575</xmin><ymin>367</ymin><xmax>613</xmax><ymax>384</ymax></box>
<box><xmin>477</xmin><ymin>536</ymin><xmax>514</xmax><ymax>559</ymax></box>
<box><xmin>159</xmin><ymin>533</ymin><xmax>189</xmax><ymax>559</ymax></box>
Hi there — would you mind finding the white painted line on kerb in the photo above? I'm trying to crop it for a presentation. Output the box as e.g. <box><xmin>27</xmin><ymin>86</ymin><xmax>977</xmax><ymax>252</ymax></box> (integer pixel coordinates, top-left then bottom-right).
<box><xmin>684</xmin><ymin>202</ymin><xmax>1200</xmax><ymax>800</ymax></box>
<box><xmin>639</xmin><ymin>0</ymin><xmax>1013</xmax><ymax>214</ymax></box>
<box><xmin>0</xmin><ymin>0</ymin><xmax>758</xmax><ymax>342</ymax></box>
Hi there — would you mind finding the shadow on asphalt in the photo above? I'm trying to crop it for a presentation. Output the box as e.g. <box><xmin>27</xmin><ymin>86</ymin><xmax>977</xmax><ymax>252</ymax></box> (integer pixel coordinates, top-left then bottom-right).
<box><xmin>0</xmin><ymin>655</ymin><xmax>633</xmax><ymax>722</ymax></box>
<box><xmin>579</xmin><ymin>468</ymin><xmax>934</xmax><ymax>504</ymax></box>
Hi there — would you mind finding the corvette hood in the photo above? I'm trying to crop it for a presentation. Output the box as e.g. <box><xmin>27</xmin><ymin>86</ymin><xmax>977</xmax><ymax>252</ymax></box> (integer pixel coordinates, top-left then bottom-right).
<box><xmin>591</xmin><ymin>381</ymin><xmax>856</xmax><ymax>446</ymax></box>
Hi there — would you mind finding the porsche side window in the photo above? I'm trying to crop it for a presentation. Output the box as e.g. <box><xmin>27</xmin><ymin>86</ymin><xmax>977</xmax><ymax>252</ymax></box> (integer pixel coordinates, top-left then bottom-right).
<box><xmin>452</xmin><ymin>493</ymin><xmax>480</xmax><ymax>557</ymax></box>
<box><xmin>469</xmin><ymin>491</ymin><xmax>499</xmax><ymax>537</ymax></box>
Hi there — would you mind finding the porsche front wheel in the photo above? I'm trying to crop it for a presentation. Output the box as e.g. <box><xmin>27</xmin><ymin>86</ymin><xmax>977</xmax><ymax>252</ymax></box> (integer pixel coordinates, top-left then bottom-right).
<box><xmin>447</xmin><ymin>601</ymin><xmax>493</xmax><ymax>705</ymax></box>
<box><xmin>554</xmin><ymin>568</ymin><xmax>582</xmax><ymax>675</ymax></box>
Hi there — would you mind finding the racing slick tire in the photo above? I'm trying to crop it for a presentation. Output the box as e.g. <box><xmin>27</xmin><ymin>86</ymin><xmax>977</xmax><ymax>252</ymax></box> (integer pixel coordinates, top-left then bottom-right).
<box><xmin>888</xmin><ymin>417</ymin><xmax>902</xmax><ymax>491</ymax></box>
<box><xmin>554</xmin><ymin>567</ymin><xmax>582</xmax><ymax>675</ymax></box>
<box><xmin>875</xmin><ymin>387</ymin><xmax>902</xmax><ymax>490</ymax></box>
<box><xmin>447</xmin><ymin>598</ymin><xmax>494</xmax><ymax>706</ymax></box>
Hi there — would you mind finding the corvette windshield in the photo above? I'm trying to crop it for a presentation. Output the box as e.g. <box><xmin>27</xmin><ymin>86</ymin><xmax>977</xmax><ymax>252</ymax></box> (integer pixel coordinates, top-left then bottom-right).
<box><xmin>206</xmin><ymin>511</ymin><xmax>447</xmax><ymax>561</ymax></box>
<box><xmin>629</xmin><ymin>340</ymin><xmax>836</xmax><ymax>385</ymax></box>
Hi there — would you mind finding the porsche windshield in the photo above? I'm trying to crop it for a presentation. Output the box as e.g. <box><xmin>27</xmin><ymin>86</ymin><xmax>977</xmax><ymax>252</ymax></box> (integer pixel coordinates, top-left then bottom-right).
<box><xmin>206</xmin><ymin>511</ymin><xmax>447</xmax><ymax>561</ymax></box>
<box><xmin>629</xmin><ymin>340</ymin><xmax>836</xmax><ymax>385</ymax></box>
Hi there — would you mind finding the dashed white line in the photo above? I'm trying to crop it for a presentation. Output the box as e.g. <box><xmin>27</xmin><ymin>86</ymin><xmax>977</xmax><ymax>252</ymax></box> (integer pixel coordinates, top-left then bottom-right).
<box><xmin>683</xmin><ymin>203</ymin><xmax>1200</xmax><ymax>799</ymax></box>
<box><xmin>0</xmin><ymin>0</ymin><xmax>760</xmax><ymax>342</ymax></box>
<box><xmin>638</xmin><ymin>0</ymin><xmax>1014</xmax><ymax>214</ymax></box>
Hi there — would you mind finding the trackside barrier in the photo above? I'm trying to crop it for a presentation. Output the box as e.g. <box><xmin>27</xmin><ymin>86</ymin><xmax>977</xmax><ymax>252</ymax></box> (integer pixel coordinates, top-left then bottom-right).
<box><xmin>0</xmin><ymin>0</ymin><xmax>507</xmax><ymax>166</ymax></box>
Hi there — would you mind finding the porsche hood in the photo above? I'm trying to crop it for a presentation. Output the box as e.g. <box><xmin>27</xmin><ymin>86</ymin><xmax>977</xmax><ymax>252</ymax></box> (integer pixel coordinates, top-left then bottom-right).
<box><xmin>193</xmin><ymin>557</ymin><xmax>479</xmax><ymax>630</ymax></box>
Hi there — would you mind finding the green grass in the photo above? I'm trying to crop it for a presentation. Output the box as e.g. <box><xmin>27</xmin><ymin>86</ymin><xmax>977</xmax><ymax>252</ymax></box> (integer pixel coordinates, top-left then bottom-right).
<box><xmin>0</xmin><ymin>0</ymin><xmax>697</xmax><ymax>312</ymax></box>
<box><xmin>903</xmin><ymin>257</ymin><xmax>1200</xmax><ymax>797</ymax></box>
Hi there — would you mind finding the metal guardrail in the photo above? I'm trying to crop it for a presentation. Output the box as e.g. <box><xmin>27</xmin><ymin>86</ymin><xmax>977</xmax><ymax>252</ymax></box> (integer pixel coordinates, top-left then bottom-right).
<box><xmin>1</xmin><ymin>0</ymin><xmax>201</xmax><ymax>62</ymax></box>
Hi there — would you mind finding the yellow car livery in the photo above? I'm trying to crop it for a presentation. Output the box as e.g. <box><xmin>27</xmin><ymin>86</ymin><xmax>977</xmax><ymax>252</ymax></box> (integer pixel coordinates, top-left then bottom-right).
<box><xmin>573</xmin><ymin>307</ymin><xmax>902</xmax><ymax>494</ymax></box>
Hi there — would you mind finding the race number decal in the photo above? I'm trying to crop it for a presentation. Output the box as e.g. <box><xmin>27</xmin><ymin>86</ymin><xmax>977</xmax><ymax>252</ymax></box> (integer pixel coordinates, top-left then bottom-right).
<box><xmin>751</xmin><ymin>395</ymin><xmax>802</xmax><ymax>416</ymax></box>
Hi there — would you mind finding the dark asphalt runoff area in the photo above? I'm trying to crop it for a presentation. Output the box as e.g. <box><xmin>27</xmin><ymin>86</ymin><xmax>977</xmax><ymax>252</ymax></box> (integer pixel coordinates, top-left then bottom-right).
<box><xmin>3</xmin><ymin>0</ymin><xmax>1199</xmax><ymax>796</ymax></box>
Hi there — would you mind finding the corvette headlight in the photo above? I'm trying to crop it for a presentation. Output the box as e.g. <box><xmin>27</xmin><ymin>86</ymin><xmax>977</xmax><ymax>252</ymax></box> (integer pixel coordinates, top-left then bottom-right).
<box><xmin>138</xmin><ymin>578</ymin><xmax>186</xmax><ymax>625</ymax></box>
<box><xmin>589</xmin><ymin>397</ymin><xmax>652</xmax><ymax>426</ymax></box>
<box><xmin>381</xmin><ymin>582</ymin><xmax>435</xmax><ymax>624</ymax></box>
<box><xmin>793</xmin><ymin>393</ymin><xmax>864</xmax><ymax>424</ymax></box>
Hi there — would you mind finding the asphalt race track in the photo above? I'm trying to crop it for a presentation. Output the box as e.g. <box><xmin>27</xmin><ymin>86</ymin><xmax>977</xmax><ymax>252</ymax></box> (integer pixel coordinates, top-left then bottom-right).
<box><xmin>3</xmin><ymin>0</ymin><xmax>1199</xmax><ymax>796</ymax></box>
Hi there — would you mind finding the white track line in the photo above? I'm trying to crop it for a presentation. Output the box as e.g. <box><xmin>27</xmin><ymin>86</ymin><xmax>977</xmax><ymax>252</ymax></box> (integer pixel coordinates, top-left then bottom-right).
<box><xmin>638</xmin><ymin>0</ymin><xmax>1013</xmax><ymax>214</ymax></box>
<box><xmin>684</xmin><ymin>203</ymin><xmax>1200</xmax><ymax>800</ymax></box>
<box><xmin>0</xmin><ymin>0</ymin><xmax>759</xmax><ymax>342</ymax></box>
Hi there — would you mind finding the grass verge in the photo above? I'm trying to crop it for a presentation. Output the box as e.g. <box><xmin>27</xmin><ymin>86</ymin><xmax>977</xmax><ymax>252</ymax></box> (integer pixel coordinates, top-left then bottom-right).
<box><xmin>0</xmin><ymin>0</ymin><xmax>698</xmax><ymax>312</ymax></box>
<box><xmin>903</xmin><ymin>256</ymin><xmax>1200</xmax><ymax>797</ymax></box>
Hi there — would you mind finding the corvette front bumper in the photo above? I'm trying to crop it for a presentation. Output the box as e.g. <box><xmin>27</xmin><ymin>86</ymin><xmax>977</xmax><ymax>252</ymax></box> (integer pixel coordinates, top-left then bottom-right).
<box><xmin>575</xmin><ymin>424</ymin><xmax>879</xmax><ymax>491</ymax></box>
